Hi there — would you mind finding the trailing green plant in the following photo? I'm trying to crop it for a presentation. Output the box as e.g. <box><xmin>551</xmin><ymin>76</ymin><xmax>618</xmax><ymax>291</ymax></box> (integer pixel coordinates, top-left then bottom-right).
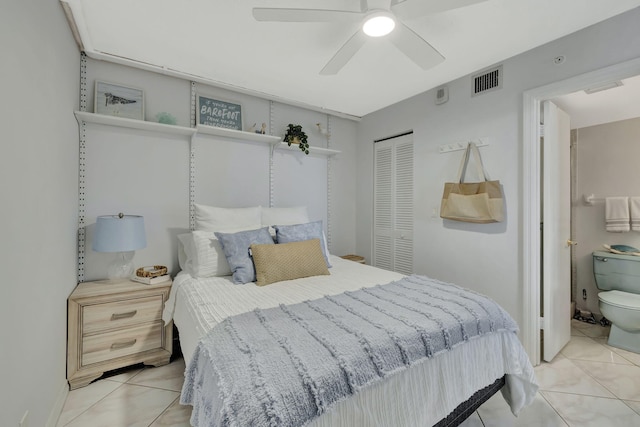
<box><xmin>283</xmin><ymin>124</ymin><xmax>309</xmax><ymax>155</ymax></box>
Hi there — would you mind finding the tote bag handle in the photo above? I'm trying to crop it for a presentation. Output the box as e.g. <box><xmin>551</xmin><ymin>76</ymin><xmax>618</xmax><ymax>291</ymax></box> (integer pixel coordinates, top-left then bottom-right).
<box><xmin>455</xmin><ymin>142</ymin><xmax>490</xmax><ymax>183</ymax></box>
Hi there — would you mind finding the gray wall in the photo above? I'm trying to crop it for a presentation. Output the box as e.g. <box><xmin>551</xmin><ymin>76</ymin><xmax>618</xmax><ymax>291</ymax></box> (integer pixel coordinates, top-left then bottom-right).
<box><xmin>574</xmin><ymin>117</ymin><xmax>640</xmax><ymax>315</ymax></box>
<box><xmin>0</xmin><ymin>1</ymin><xmax>79</xmax><ymax>426</ymax></box>
<box><xmin>355</xmin><ymin>7</ymin><xmax>640</xmax><ymax>329</ymax></box>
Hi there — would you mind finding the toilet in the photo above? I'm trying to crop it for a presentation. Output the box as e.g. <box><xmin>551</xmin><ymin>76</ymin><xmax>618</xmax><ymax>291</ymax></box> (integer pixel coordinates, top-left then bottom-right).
<box><xmin>593</xmin><ymin>251</ymin><xmax>640</xmax><ymax>353</ymax></box>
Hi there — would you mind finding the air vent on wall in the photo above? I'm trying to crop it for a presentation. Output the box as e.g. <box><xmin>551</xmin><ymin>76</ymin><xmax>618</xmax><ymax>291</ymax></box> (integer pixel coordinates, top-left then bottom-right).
<box><xmin>472</xmin><ymin>65</ymin><xmax>503</xmax><ymax>97</ymax></box>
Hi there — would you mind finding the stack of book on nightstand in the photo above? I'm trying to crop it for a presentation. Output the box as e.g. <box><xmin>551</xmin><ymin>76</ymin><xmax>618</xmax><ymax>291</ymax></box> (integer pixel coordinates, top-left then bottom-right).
<box><xmin>131</xmin><ymin>274</ymin><xmax>171</xmax><ymax>285</ymax></box>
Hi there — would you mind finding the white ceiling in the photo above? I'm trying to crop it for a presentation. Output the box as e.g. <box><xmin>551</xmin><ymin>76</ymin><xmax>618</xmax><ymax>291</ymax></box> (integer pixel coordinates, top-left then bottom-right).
<box><xmin>62</xmin><ymin>0</ymin><xmax>640</xmax><ymax>118</ymax></box>
<box><xmin>553</xmin><ymin>74</ymin><xmax>640</xmax><ymax>129</ymax></box>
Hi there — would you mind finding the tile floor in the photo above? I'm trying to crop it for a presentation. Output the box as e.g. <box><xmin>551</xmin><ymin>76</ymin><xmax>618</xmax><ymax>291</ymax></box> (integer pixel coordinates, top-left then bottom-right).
<box><xmin>56</xmin><ymin>320</ymin><xmax>640</xmax><ymax>426</ymax></box>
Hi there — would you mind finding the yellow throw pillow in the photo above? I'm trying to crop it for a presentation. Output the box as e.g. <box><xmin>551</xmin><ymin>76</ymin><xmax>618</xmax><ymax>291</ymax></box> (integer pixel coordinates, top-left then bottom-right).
<box><xmin>250</xmin><ymin>239</ymin><xmax>330</xmax><ymax>286</ymax></box>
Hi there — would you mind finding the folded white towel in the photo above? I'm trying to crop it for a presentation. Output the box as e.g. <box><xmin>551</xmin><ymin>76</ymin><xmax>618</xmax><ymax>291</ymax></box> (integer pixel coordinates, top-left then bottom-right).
<box><xmin>630</xmin><ymin>197</ymin><xmax>640</xmax><ymax>231</ymax></box>
<box><xmin>606</xmin><ymin>197</ymin><xmax>630</xmax><ymax>232</ymax></box>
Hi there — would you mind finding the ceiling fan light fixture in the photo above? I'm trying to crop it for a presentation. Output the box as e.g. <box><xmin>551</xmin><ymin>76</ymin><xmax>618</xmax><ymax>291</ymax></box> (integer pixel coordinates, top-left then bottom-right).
<box><xmin>362</xmin><ymin>11</ymin><xmax>395</xmax><ymax>37</ymax></box>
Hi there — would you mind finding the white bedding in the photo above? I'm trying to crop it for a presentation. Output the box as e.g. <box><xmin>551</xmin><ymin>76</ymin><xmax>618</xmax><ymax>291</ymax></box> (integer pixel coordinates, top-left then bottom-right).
<box><xmin>164</xmin><ymin>255</ymin><xmax>537</xmax><ymax>426</ymax></box>
<box><xmin>163</xmin><ymin>255</ymin><xmax>404</xmax><ymax>364</ymax></box>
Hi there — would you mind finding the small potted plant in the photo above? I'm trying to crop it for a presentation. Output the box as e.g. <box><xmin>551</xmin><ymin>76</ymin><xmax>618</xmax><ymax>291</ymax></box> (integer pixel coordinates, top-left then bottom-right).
<box><xmin>283</xmin><ymin>124</ymin><xmax>309</xmax><ymax>155</ymax></box>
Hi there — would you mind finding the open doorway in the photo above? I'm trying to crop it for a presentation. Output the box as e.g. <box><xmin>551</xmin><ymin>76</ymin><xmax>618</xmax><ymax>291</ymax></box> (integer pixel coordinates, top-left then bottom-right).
<box><xmin>522</xmin><ymin>57</ymin><xmax>640</xmax><ymax>366</ymax></box>
<box><xmin>550</xmin><ymin>74</ymin><xmax>640</xmax><ymax>325</ymax></box>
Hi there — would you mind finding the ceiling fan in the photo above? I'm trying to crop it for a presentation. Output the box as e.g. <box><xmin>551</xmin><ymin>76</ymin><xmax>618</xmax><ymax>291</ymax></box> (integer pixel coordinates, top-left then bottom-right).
<box><xmin>253</xmin><ymin>0</ymin><xmax>488</xmax><ymax>75</ymax></box>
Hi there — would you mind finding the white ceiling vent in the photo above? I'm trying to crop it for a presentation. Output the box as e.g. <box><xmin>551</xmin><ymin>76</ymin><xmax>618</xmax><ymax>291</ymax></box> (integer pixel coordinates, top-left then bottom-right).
<box><xmin>472</xmin><ymin>65</ymin><xmax>503</xmax><ymax>97</ymax></box>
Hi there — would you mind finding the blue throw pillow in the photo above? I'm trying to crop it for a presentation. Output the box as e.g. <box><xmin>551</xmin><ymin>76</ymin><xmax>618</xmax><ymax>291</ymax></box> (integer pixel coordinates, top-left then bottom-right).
<box><xmin>274</xmin><ymin>220</ymin><xmax>332</xmax><ymax>267</ymax></box>
<box><xmin>214</xmin><ymin>227</ymin><xmax>274</xmax><ymax>284</ymax></box>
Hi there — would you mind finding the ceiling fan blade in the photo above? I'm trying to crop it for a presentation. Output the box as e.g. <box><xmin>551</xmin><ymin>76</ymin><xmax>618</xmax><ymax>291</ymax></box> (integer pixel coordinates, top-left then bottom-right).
<box><xmin>389</xmin><ymin>23</ymin><xmax>445</xmax><ymax>70</ymax></box>
<box><xmin>391</xmin><ymin>0</ymin><xmax>488</xmax><ymax>20</ymax></box>
<box><xmin>320</xmin><ymin>30</ymin><xmax>368</xmax><ymax>75</ymax></box>
<box><xmin>253</xmin><ymin>8</ymin><xmax>361</xmax><ymax>22</ymax></box>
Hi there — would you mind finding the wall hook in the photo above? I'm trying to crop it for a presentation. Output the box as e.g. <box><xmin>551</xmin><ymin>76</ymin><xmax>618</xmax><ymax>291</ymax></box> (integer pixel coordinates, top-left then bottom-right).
<box><xmin>316</xmin><ymin>123</ymin><xmax>329</xmax><ymax>137</ymax></box>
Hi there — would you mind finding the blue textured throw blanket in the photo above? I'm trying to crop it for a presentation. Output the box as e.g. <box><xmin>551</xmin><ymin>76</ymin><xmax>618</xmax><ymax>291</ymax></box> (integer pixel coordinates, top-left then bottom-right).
<box><xmin>182</xmin><ymin>275</ymin><xmax>518</xmax><ymax>427</ymax></box>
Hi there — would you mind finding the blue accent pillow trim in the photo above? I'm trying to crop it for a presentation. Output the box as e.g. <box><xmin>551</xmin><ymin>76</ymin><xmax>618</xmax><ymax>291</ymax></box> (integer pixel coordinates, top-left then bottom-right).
<box><xmin>214</xmin><ymin>227</ymin><xmax>274</xmax><ymax>284</ymax></box>
<box><xmin>274</xmin><ymin>220</ymin><xmax>332</xmax><ymax>268</ymax></box>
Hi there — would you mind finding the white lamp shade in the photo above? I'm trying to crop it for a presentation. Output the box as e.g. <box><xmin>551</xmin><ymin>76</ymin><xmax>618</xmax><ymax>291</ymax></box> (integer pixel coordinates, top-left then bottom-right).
<box><xmin>92</xmin><ymin>214</ymin><xmax>147</xmax><ymax>253</ymax></box>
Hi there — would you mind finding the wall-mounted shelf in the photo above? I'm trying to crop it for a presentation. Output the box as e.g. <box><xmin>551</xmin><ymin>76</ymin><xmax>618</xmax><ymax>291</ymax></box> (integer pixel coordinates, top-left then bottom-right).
<box><xmin>196</xmin><ymin>124</ymin><xmax>281</xmax><ymax>144</ymax></box>
<box><xmin>75</xmin><ymin>111</ymin><xmax>341</xmax><ymax>157</ymax></box>
<box><xmin>273</xmin><ymin>142</ymin><xmax>341</xmax><ymax>157</ymax></box>
<box><xmin>74</xmin><ymin>111</ymin><xmax>196</xmax><ymax>136</ymax></box>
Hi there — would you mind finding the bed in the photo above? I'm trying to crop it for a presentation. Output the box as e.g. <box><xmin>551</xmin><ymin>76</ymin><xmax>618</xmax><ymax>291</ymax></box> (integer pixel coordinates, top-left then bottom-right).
<box><xmin>162</xmin><ymin>205</ymin><xmax>538</xmax><ymax>427</ymax></box>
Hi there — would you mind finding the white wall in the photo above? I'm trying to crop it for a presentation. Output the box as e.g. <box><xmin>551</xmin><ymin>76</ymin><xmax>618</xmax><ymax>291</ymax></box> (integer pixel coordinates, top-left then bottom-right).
<box><xmin>0</xmin><ymin>1</ymin><xmax>79</xmax><ymax>426</ymax></box>
<box><xmin>574</xmin><ymin>117</ymin><xmax>640</xmax><ymax>315</ymax></box>
<box><xmin>356</xmin><ymin>7</ymin><xmax>640</xmax><ymax>329</ymax></box>
<box><xmin>82</xmin><ymin>58</ymin><xmax>359</xmax><ymax>281</ymax></box>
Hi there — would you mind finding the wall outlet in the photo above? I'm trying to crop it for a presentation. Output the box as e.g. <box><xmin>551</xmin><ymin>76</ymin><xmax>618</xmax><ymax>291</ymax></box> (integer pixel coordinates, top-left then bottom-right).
<box><xmin>19</xmin><ymin>410</ymin><xmax>29</xmax><ymax>427</ymax></box>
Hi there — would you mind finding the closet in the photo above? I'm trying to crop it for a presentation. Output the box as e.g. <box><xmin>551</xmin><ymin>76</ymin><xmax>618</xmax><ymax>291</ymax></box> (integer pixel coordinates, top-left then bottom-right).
<box><xmin>373</xmin><ymin>132</ymin><xmax>414</xmax><ymax>275</ymax></box>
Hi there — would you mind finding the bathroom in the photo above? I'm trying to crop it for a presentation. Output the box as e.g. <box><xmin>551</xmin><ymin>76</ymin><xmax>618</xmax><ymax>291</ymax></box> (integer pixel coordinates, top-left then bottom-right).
<box><xmin>553</xmin><ymin>74</ymin><xmax>640</xmax><ymax>348</ymax></box>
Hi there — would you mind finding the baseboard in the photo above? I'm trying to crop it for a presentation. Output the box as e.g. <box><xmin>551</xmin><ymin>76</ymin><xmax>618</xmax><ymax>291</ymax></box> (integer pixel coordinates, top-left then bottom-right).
<box><xmin>46</xmin><ymin>380</ymin><xmax>69</xmax><ymax>427</ymax></box>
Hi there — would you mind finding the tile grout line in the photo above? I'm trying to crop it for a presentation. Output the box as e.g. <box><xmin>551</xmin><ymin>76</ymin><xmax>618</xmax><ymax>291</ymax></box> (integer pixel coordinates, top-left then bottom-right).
<box><xmin>559</xmin><ymin>353</ymin><xmax>621</xmax><ymax>399</ymax></box>
<box><xmin>58</xmin><ymin>381</ymin><xmax>125</xmax><ymax>427</ymax></box>
<box><xmin>537</xmin><ymin>391</ymin><xmax>570</xmax><ymax>427</ymax></box>
<box><xmin>622</xmin><ymin>399</ymin><xmax>640</xmax><ymax>416</ymax></box>
<box><xmin>589</xmin><ymin>336</ymin><xmax>640</xmax><ymax>366</ymax></box>
<box><xmin>560</xmin><ymin>335</ymin><xmax>639</xmax><ymax>401</ymax></box>
<box><xmin>147</xmin><ymin>395</ymin><xmax>181</xmax><ymax>427</ymax></box>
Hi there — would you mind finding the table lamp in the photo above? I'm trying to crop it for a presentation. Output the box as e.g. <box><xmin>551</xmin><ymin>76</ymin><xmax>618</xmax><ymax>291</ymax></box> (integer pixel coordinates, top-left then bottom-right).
<box><xmin>92</xmin><ymin>213</ymin><xmax>146</xmax><ymax>282</ymax></box>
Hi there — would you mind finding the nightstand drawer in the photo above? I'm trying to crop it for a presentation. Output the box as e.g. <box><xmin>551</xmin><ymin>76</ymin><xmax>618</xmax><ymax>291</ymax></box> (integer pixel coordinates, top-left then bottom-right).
<box><xmin>82</xmin><ymin>321</ymin><xmax>163</xmax><ymax>366</ymax></box>
<box><xmin>83</xmin><ymin>295</ymin><xmax>163</xmax><ymax>334</ymax></box>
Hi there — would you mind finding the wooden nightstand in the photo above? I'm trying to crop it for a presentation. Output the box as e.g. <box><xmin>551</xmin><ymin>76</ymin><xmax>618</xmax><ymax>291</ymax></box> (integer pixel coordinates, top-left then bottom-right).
<box><xmin>340</xmin><ymin>254</ymin><xmax>365</xmax><ymax>264</ymax></box>
<box><xmin>67</xmin><ymin>279</ymin><xmax>173</xmax><ymax>390</ymax></box>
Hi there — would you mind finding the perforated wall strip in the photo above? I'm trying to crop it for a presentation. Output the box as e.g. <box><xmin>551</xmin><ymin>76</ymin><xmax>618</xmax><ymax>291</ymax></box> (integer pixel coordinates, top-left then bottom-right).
<box><xmin>77</xmin><ymin>52</ymin><xmax>88</xmax><ymax>283</ymax></box>
<box><xmin>269</xmin><ymin>100</ymin><xmax>275</xmax><ymax>208</ymax></box>
<box><xmin>326</xmin><ymin>115</ymin><xmax>333</xmax><ymax>249</ymax></box>
<box><xmin>189</xmin><ymin>82</ymin><xmax>197</xmax><ymax>231</ymax></box>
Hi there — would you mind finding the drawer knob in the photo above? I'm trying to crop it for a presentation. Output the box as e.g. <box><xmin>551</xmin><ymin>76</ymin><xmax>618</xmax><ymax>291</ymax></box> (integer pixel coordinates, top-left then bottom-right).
<box><xmin>111</xmin><ymin>310</ymin><xmax>137</xmax><ymax>321</ymax></box>
<box><xmin>110</xmin><ymin>339</ymin><xmax>137</xmax><ymax>350</ymax></box>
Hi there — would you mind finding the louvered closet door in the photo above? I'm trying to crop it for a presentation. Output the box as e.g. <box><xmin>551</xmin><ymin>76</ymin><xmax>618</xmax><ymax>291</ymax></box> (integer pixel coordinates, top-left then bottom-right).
<box><xmin>373</xmin><ymin>134</ymin><xmax>413</xmax><ymax>275</ymax></box>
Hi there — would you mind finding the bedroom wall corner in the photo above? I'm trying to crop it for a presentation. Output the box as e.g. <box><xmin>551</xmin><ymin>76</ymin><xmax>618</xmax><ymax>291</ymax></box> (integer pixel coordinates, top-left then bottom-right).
<box><xmin>325</xmin><ymin>116</ymin><xmax>359</xmax><ymax>257</ymax></box>
<box><xmin>80</xmin><ymin>59</ymin><xmax>360</xmax><ymax>280</ymax></box>
<box><xmin>0</xmin><ymin>1</ymin><xmax>79</xmax><ymax>426</ymax></box>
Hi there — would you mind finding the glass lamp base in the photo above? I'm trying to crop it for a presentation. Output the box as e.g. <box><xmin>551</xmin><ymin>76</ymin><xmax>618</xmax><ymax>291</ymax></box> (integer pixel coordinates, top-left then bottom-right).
<box><xmin>106</xmin><ymin>251</ymin><xmax>135</xmax><ymax>283</ymax></box>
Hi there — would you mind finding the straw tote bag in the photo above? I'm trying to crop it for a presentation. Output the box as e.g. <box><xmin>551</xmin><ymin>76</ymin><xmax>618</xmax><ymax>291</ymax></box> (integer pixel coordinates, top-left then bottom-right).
<box><xmin>440</xmin><ymin>142</ymin><xmax>504</xmax><ymax>223</ymax></box>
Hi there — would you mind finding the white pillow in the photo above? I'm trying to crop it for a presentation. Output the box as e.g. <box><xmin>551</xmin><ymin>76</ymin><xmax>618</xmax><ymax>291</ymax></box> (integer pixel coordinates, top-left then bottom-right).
<box><xmin>261</xmin><ymin>206</ymin><xmax>309</xmax><ymax>227</ymax></box>
<box><xmin>262</xmin><ymin>206</ymin><xmax>310</xmax><ymax>237</ymax></box>
<box><xmin>177</xmin><ymin>233</ymin><xmax>192</xmax><ymax>272</ymax></box>
<box><xmin>194</xmin><ymin>204</ymin><xmax>262</xmax><ymax>232</ymax></box>
<box><xmin>177</xmin><ymin>231</ymin><xmax>232</xmax><ymax>277</ymax></box>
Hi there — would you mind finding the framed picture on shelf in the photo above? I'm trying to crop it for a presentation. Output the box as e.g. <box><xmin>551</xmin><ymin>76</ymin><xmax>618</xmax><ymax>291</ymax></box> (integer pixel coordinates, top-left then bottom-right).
<box><xmin>94</xmin><ymin>81</ymin><xmax>144</xmax><ymax>120</ymax></box>
<box><xmin>196</xmin><ymin>95</ymin><xmax>243</xmax><ymax>130</ymax></box>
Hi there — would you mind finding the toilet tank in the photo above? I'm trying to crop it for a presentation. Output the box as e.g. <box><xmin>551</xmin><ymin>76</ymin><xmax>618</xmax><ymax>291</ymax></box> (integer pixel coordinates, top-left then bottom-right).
<box><xmin>593</xmin><ymin>251</ymin><xmax>640</xmax><ymax>293</ymax></box>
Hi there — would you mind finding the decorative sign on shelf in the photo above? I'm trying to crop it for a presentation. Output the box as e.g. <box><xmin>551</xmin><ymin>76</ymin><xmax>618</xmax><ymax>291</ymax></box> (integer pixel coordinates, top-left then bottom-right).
<box><xmin>196</xmin><ymin>95</ymin><xmax>243</xmax><ymax>130</ymax></box>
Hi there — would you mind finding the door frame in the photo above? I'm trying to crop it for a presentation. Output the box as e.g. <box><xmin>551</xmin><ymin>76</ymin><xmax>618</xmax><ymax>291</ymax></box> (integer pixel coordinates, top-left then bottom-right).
<box><xmin>522</xmin><ymin>57</ymin><xmax>640</xmax><ymax>365</ymax></box>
